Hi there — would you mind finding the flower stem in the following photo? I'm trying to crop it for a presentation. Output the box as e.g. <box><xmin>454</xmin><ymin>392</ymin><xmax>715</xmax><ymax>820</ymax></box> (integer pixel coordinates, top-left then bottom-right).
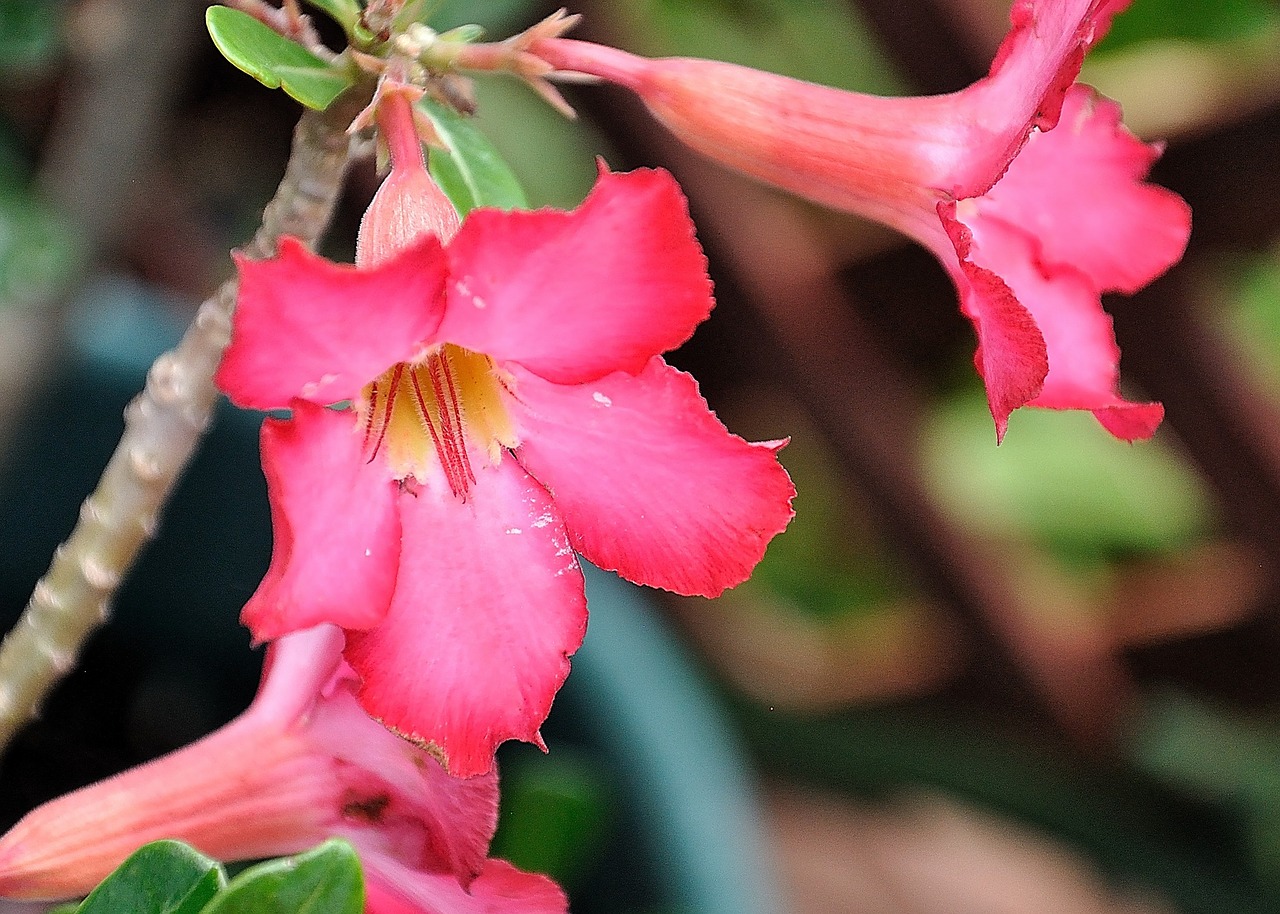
<box><xmin>0</xmin><ymin>90</ymin><xmax>369</xmax><ymax>755</ymax></box>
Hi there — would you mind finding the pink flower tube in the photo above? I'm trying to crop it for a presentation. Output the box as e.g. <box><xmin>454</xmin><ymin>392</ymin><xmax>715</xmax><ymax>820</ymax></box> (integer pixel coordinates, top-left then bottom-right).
<box><xmin>535</xmin><ymin>0</ymin><xmax>1191</xmax><ymax>440</ymax></box>
<box><xmin>0</xmin><ymin>626</ymin><xmax>565</xmax><ymax>914</ymax></box>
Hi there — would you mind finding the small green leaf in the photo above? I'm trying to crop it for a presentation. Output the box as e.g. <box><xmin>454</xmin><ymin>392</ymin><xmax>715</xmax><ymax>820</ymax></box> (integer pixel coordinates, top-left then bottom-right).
<box><xmin>206</xmin><ymin>6</ymin><xmax>354</xmax><ymax>110</ymax></box>
<box><xmin>200</xmin><ymin>839</ymin><xmax>363</xmax><ymax>914</ymax></box>
<box><xmin>302</xmin><ymin>0</ymin><xmax>360</xmax><ymax>33</ymax></box>
<box><xmin>75</xmin><ymin>840</ymin><xmax>224</xmax><ymax>914</ymax></box>
<box><xmin>437</xmin><ymin>24</ymin><xmax>486</xmax><ymax>43</ymax></box>
<box><xmin>273</xmin><ymin>64</ymin><xmax>354</xmax><ymax>109</ymax></box>
<box><xmin>420</xmin><ymin>98</ymin><xmax>529</xmax><ymax>216</ymax></box>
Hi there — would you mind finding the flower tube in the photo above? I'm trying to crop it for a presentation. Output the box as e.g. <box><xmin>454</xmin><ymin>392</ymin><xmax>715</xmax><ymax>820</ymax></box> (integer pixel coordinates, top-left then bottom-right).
<box><xmin>0</xmin><ymin>625</ymin><xmax>565</xmax><ymax>913</ymax></box>
<box><xmin>535</xmin><ymin>0</ymin><xmax>1190</xmax><ymax>440</ymax></box>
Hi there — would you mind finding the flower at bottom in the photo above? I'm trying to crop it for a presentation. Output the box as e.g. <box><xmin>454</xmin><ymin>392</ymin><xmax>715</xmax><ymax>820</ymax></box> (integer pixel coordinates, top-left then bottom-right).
<box><xmin>215</xmin><ymin>87</ymin><xmax>794</xmax><ymax>778</ymax></box>
<box><xmin>534</xmin><ymin>0</ymin><xmax>1191</xmax><ymax>440</ymax></box>
<box><xmin>0</xmin><ymin>626</ymin><xmax>566</xmax><ymax>914</ymax></box>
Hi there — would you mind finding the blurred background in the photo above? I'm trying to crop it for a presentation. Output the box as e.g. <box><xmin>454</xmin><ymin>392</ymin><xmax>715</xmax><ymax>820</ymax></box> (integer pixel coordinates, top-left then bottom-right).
<box><xmin>2</xmin><ymin>0</ymin><xmax>1280</xmax><ymax>911</ymax></box>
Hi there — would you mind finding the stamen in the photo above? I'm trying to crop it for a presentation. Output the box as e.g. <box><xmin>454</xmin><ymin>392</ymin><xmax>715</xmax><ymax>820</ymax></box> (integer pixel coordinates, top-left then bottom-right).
<box><xmin>361</xmin><ymin>381</ymin><xmax>379</xmax><ymax>452</ymax></box>
<box><xmin>408</xmin><ymin>367</ymin><xmax>460</xmax><ymax>497</ymax></box>
<box><xmin>430</xmin><ymin>351</ymin><xmax>476</xmax><ymax>488</ymax></box>
<box><xmin>364</xmin><ymin>366</ymin><xmax>403</xmax><ymax>463</ymax></box>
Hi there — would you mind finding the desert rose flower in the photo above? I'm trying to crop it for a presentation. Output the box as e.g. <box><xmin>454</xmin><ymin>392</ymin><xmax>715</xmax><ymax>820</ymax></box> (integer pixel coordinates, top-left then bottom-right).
<box><xmin>534</xmin><ymin>0</ymin><xmax>1191</xmax><ymax>440</ymax></box>
<box><xmin>0</xmin><ymin>625</ymin><xmax>565</xmax><ymax>914</ymax></box>
<box><xmin>215</xmin><ymin>87</ymin><xmax>795</xmax><ymax>776</ymax></box>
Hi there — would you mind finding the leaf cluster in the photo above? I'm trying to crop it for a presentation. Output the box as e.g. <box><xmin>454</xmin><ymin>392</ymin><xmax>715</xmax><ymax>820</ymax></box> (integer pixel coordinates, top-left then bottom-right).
<box><xmin>51</xmin><ymin>840</ymin><xmax>364</xmax><ymax>914</ymax></box>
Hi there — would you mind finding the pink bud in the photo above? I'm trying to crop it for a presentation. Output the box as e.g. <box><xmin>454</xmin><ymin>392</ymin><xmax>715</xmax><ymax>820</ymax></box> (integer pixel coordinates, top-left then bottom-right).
<box><xmin>357</xmin><ymin>87</ymin><xmax>461</xmax><ymax>268</ymax></box>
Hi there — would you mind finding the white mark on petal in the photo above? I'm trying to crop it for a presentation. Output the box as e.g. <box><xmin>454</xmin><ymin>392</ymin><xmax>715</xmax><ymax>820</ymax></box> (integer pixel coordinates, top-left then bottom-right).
<box><xmin>505</xmin><ymin>527</ymin><xmax>522</xmax><ymax>535</ymax></box>
<box><xmin>532</xmin><ymin>510</ymin><xmax>555</xmax><ymax>529</ymax></box>
<box><xmin>592</xmin><ymin>391</ymin><xmax>612</xmax><ymax>407</ymax></box>
<box><xmin>455</xmin><ymin>276</ymin><xmax>485</xmax><ymax>307</ymax></box>
<box><xmin>365</xmin><ymin>548</ymin><xmax>372</xmax><ymax>557</ymax></box>
<box><xmin>301</xmin><ymin>374</ymin><xmax>337</xmax><ymax>398</ymax></box>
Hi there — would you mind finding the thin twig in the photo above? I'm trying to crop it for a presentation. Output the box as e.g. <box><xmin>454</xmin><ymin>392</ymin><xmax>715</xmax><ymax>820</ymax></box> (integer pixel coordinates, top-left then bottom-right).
<box><xmin>0</xmin><ymin>90</ymin><xmax>369</xmax><ymax>754</ymax></box>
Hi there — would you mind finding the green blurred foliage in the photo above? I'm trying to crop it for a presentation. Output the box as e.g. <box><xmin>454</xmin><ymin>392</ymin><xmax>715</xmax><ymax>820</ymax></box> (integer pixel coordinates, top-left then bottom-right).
<box><xmin>1136</xmin><ymin>692</ymin><xmax>1280</xmax><ymax>893</ymax></box>
<box><xmin>614</xmin><ymin>0</ymin><xmax>906</xmax><ymax>95</ymax></box>
<box><xmin>922</xmin><ymin>392</ymin><xmax>1212</xmax><ymax>562</ymax></box>
<box><xmin>1098</xmin><ymin>0</ymin><xmax>1280</xmax><ymax>49</ymax></box>
<box><xmin>1222</xmin><ymin>249</ymin><xmax>1280</xmax><ymax>393</ymax></box>
<box><xmin>0</xmin><ymin>128</ymin><xmax>80</xmax><ymax>312</ymax></box>
<box><xmin>0</xmin><ymin>188</ymin><xmax>80</xmax><ymax>310</ymax></box>
<box><xmin>491</xmin><ymin>749</ymin><xmax>613</xmax><ymax>890</ymax></box>
<box><xmin>742</xmin><ymin>424</ymin><xmax>904</xmax><ymax>623</ymax></box>
<box><xmin>0</xmin><ymin>0</ymin><xmax>60</xmax><ymax>72</ymax></box>
<box><xmin>466</xmin><ymin>76</ymin><xmax>614</xmax><ymax>209</ymax></box>
<box><xmin>427</xmin><ymin>0</ymin><xmax>541</xmax><ymax>35</ymax></box>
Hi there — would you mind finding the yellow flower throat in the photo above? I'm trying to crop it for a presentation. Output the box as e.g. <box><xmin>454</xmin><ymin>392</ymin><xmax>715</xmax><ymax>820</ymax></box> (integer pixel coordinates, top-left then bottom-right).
<box><xmin>358</xmin><ymin>345</ymin><xmax>517</xmax><ymax>498</ymax></box>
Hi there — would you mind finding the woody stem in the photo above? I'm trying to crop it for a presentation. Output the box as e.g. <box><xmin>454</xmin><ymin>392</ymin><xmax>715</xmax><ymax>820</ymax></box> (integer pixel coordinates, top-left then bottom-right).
<box><xmin>0</xmin><ymin>88</ymin><xmax>371</xmax><ymax>756</ymax></box>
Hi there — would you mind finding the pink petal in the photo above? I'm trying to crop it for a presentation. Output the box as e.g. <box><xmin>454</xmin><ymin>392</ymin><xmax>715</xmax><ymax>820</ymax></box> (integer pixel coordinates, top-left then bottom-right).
<box><xmin>953</xmin><ymin>0</ymin><xmax>1128</xmax><ymax>195</ymax></box>
<box><xmin>364</xmin><ymin>857</ymin><xmax>567</xmax><ymax>914</ymax></box>
<box><xmin>344</xmin><ymin>460</ymin><xmax>587</xmax><ymax>779</ymax></box>
<box><xmin>961</xmin><ymin>207</ymin><xmax>1161</xmax><ymax>440</ymax></box>
<box><xmin>437</xmin><ymin>168</ymin><xmax>713</xmax><ymax>385</ymax></box>
<box><xmin>940</xmin><ymin>204</ymin><xmax>1049</xmax><ymax>441</ymax></box>
<box><xmin>314</xmin><ymin>688</ymin><xmax>500</xmax><ymax>882</ymax></box>
<box><xmin>242</xmin><ymin>400</ymin><xmax>402</xmax><ymax>641</ymax></box>
<box><xmin>508</xmin><ymin>358</ymin><xmax>795</xmax><ymax>597</ymax></box>
<box><xmin>216</xmin><ymin>236</ymin><xmax>448</xmax><ymax>409</ymax></box>
<box><xmin>976</xmin><ymin>85</ymin><xmax>1191</xmax><ymax>294</ymax></box>
<box><xmin>252</xmin><ymin>624</ymin><xmax>347</xmax><ymax>726</ymax></box>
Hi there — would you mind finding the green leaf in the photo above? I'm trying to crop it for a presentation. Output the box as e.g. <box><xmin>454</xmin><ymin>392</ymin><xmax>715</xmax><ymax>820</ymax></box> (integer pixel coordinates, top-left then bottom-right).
<box><xmin>420</xmin><ymin>98</ymin><xmax>529</xmax><ymax>216</ymax></box>
<box><xmin>200</xmin><ymin>839</ymin><xmax>363</xmax><ymax>914</ymax></box>
<box><xmin>75</xmin><ymin>841</ymin><xmax>224</xmax><ymax>914</ymax></box>
<box><xmin>205</xmin><ymin>6</ymin><xmax>353</xmax><ymax>110</ymax></box>
<box><xmin>302</xmin><ymin>0</ymin><xmax>360</xmax><ymax>32</ymax></box>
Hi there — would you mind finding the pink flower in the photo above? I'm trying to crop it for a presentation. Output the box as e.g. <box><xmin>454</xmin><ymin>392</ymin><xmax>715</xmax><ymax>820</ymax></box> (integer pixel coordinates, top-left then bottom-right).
<box><xmin>215</xmin><ymin>89</ymin><xmax>795</xmax><ymax>777</ymax></box>
<box><xmin>535</xmin><ymin>0</ymin><xmax>1191</xmax><ymax>440</ymax></box>
<box><xmin>0</xmin><ymin>626</ymin><xmax>565</xmax><ymax>914</ymax></box>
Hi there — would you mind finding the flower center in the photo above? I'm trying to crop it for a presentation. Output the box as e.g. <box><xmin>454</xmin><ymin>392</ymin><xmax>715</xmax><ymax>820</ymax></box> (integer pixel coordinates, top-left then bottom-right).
<box><xmin>358</xmin><ymin>345</ymin><xmax>517</xmax><ymax>498</ymax></box>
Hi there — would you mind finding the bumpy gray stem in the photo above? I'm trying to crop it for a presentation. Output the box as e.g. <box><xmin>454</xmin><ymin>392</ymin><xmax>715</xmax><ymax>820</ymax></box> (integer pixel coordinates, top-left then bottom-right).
<box><xmin>0</xmin><ymin>95</ymin><xmax>366</xmax><ymax>752</ymax></box>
